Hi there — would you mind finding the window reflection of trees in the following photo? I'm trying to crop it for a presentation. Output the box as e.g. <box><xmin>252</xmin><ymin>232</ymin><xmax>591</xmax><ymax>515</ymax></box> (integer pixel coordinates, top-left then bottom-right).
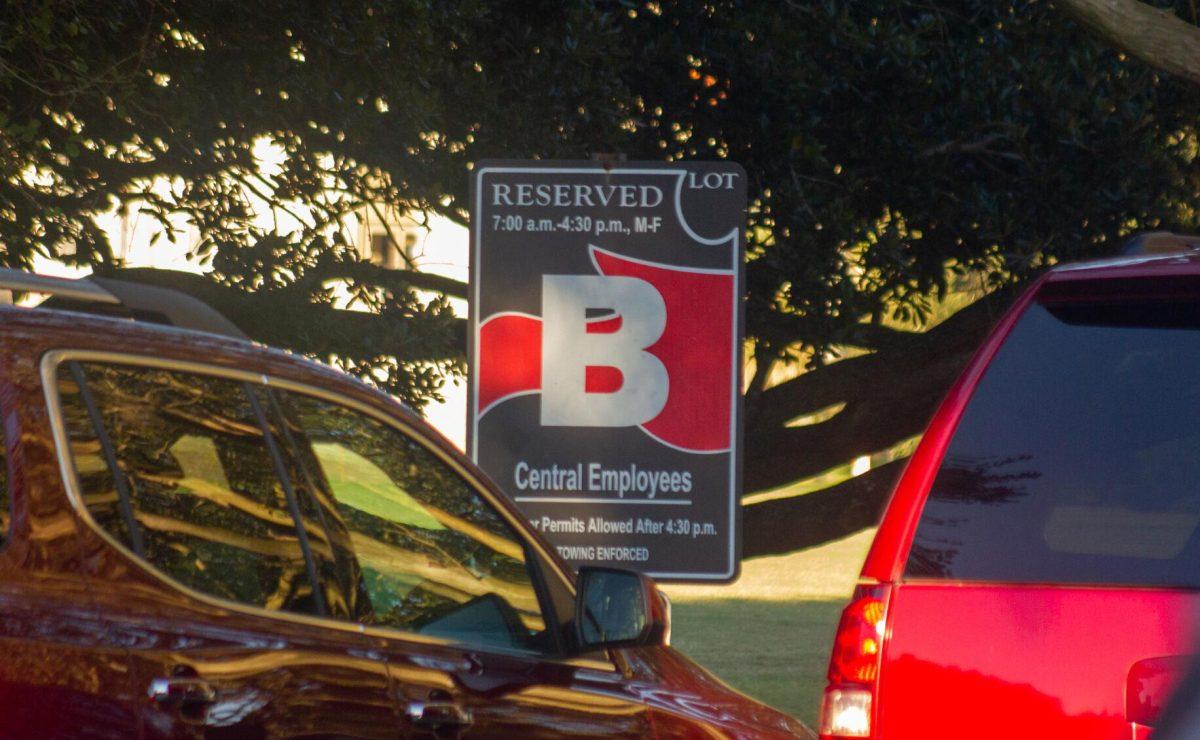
<box><xmin>248</xmin><ymin>387</ymin><xmax>365</xmax><ymax>621</ymax></box>
<box><xmin>907</xmin><ymin>454</ymin><xmax>1040</xmax><ymax>578</ymax></box>
<box><xmin>56</xmin><ymin>362</ymin><xmax>548</xmax><ymax>652</ymax></box>
<box><xmin>284</xmin><ymin>395</ymin><xmax>545</xmax><ymax>641</ymax></box>
<box><xmin>59</xmin><ymin>364</ymin><xmax>318</xmax><ymax>615</ymax></box>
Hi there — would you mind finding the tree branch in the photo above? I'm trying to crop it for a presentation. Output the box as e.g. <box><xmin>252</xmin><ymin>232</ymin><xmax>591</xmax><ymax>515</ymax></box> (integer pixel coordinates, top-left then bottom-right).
<box><xmin>94</xmin><ymin>267</ymin><xmax>465</xmax><ymax>362</ymax></box>
<box><xmin>742</xmin><ymin>459</ymin><xmax>904</xmax><ymax>558</ymax></box>
<box><xmin>744</xmin><ymin>291</ymin><xmax>1012</xmax><ymax>490</ymax></box>
<box><xmin>1059</xmin><ymin>0</ymin><xmax>1200</xmax><ymax>85</ymax></box>
<box><xmin>305</xmin><ymin>259</ymin><xmax>468</xmax><ymax>299</ymax></box>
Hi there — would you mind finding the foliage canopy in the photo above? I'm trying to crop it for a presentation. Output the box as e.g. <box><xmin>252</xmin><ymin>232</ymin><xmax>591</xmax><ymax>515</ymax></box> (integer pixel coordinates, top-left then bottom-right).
<box><xmin>3</xmin><ymin>0</ymin><xmax>1198</xmax><ymax>546</ymax></box>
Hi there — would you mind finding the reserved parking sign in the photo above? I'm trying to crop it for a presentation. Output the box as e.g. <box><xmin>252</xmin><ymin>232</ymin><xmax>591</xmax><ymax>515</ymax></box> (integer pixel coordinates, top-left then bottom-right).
<box><xmin>469</xmin><ymin>160</ymin><xmax>744</xmax><ymax>581</ymax></box>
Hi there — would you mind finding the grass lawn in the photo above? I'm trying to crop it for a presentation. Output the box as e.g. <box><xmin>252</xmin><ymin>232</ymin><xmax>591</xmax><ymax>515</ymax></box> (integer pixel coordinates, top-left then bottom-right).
<box><xmin>661</xmin><ymin>529</ymin><xmax>875</xmax><ymax>727</ymax></box>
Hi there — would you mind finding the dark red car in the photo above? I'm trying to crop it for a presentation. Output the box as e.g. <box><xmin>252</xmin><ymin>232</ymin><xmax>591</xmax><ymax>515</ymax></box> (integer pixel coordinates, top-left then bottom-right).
<box><xmin>820</xmin><ymin>238</ymin><xmax>1200</xmax><ymax>739</ymax></box>
<box><xmin>0</xmin><ymin>270</ymin><xmax>807</xmax><ymax>738</ymax></box>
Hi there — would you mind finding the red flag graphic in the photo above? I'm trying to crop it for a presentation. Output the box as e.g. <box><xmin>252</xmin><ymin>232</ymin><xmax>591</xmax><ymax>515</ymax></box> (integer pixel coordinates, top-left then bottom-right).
<box><xmin>477</xmin><ymin>246</ymin><xmax>735</xmax><ymax>452</ymax></box>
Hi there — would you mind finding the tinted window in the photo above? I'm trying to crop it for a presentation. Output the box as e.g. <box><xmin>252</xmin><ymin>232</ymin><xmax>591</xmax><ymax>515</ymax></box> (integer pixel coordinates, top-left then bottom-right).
<box><xmin>907</xmin><ymin>301</ymin><xmax>1200</xmax><ymax>586</ymax></box>
<box><xmin>246</xmin><ymin>386</ymin><xmax>367</xmax><ymax>621</ymax></box>
<box><xmin>278</xmin><ymin>392</ymin><xmax>552</xmax><ymax>653</ymax></box>
<box><xmin>59</xmin><ymin>363</ymin><xmax>321</xmax><ymax>614</ymax></box>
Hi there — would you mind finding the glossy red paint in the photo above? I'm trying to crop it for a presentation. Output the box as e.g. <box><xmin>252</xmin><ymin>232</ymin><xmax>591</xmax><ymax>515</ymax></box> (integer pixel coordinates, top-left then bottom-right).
<box><xmin>0</xmin><ymin>302</ymin><xmax>809</xmax><ymax>738</ymax></box>
<box><xmin>833</xmin><ymin>252</ymin><xmax>1200</xmax><ymax>739</ymax></box>
<box><xmin>878</xmin><ymin>585</ymin><xmax>1198</xmax><ymax>739</ymax></box>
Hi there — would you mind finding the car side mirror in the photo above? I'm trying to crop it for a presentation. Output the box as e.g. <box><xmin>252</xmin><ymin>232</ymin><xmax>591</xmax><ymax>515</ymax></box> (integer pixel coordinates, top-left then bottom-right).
<box><xmin>574</xmin><ymin>566</ymin><xmax>670</xmax><ymax>652</ymax></box>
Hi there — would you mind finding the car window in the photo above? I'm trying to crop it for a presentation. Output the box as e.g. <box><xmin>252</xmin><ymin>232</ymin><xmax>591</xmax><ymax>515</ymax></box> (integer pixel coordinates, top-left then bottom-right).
<box><xmin>273</xmin><ymin>390</ymin><xmax>553</xmax><ymax>654</ymax></box>
<box><xmin>906</xmin><ymin>300</ymin><xmax>1200</xmax><ymax>587</ymax></box>
<box><xmin>57</xmin><ymin>362</ymin><xmax>323</xmax><ymax>615</ymax></box>
<box><xmin>245</xmin><ymin>386</ymin><xmax>369</xmax><ymax>621</ymax></box>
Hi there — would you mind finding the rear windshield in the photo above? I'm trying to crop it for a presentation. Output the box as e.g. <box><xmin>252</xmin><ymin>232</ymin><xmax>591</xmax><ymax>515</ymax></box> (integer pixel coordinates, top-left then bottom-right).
<box><xmin>906</xmin><ymin>298</ymin><xmax>1200</xmax><ymax>587</ymax></box>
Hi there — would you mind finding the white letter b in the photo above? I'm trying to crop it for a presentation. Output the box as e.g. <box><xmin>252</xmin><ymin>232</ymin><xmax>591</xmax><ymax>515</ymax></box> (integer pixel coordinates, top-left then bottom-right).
<box><xmin>540</xmin><ymin>275</ymin><xmax>668</xmax><ymax>427</ymax></box>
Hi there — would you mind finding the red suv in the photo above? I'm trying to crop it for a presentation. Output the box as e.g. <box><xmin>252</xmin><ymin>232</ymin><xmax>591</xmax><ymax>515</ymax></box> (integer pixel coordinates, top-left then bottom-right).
<box><xmin>0</xmin><ymin>269</ymin><xmax>807</xmax><ymax>738</ymax></box>
<box><xmin>820</xmin><ymin>239</ymin><xmax>1200</xmax><ymax>740</ymax></box>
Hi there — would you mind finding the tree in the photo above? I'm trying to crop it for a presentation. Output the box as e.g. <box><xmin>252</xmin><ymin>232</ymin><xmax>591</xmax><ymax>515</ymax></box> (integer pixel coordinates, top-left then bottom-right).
<box><xmin>609</xmin><ymin>1</ymin><xmax>1200</xmax><ymax>552</ymax></box>
<box><xmin>0</xmin><ymin>0</ymin><xmax>632</xmax><ymax>404</ymax></box>
<box><xmin>3</xmin><ymin>1</ymin><xmax>1198</xmax><ymax>552</ymax></box>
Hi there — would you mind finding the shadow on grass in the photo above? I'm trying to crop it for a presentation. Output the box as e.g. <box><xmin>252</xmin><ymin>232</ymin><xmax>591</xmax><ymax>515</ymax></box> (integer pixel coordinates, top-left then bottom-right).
<box><xmin>669</xmin><ymin>598</ymin><xmax>845</xmax><ymax>728</ymax></box>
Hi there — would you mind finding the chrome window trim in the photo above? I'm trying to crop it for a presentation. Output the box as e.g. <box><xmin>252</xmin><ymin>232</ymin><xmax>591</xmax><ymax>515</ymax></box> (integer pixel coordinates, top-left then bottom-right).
<box><xmin>41</xmin><ymin>348</ymin><xmax>614</xmax><ymax>672</ymax></box>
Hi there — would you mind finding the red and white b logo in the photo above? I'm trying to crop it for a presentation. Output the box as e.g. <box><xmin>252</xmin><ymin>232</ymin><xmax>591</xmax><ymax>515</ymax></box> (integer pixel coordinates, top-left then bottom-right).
<box><xmin>540</xmin><ymin>275</ymin><xmax>668</xmax><ymax>427</ymax></box>
<box><xmin>477</xmin><ymin>245</ymin><xmax>735</xmax><ymax>453</ymax></box>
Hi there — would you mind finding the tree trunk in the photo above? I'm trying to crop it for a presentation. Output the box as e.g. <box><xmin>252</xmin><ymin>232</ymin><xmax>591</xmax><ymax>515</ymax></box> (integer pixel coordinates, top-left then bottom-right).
<box><xmin>742</xmin><ymin>460</ymin><xmax>905</xmax><ymax>558</ymax></box>
<box><xmin>90</xmin><ymin>267</ymin><xmax>465</xmax><ymax>363</ymax></box>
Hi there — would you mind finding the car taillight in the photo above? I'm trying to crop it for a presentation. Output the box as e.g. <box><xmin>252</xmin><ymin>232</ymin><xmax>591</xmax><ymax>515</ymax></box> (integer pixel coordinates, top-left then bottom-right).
<box><xmin>819</xmin><ymin>584</ymin><xmax>891</xmax><ymax>739</ymax></box>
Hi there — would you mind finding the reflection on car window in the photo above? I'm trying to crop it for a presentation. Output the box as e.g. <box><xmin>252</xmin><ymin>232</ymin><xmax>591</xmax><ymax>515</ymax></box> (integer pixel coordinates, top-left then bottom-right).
<box><xmin>246</xmin><ymin>387</ymin><xmax>367</xmax><ymax>621</ymax></box>
<box><xmin>907</xmin><ymin>301</ymin><xmax>1200</xmax><ymax>587</ymax></box>
<box><xmin>58</xmin><ymin>363</ymin><xmax>321</xmax><ymax>615</ymax></box>
<box><xmin>277</xmin><ymin>391</ymin><xmax>550</xmax><ymax>653</ymax></box>
<box><xmin>55</xmin><ymin>360</ymin><xmax>553</xmax><ymax>653</ymax></box>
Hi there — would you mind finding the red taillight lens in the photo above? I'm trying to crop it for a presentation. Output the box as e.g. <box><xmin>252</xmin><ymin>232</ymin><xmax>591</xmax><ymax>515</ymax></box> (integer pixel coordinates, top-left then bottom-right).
<box><xmin>827</xmin><ymin>585</ymin><xmax>888</xmax><ymax>684</ymax></box>
<box><xmin>820</xmin><ymin>584</ymin><xmax>891</xmax><ymax>739</ymax></box>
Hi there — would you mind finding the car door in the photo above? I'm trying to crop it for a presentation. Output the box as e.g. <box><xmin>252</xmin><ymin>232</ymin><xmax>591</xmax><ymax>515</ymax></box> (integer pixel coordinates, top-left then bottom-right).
<box><xmin>48</xmin><ymin>356</ymin><xmax>404</xmax><ymax>738</ymax></box>
<box><xmin>0</xmin><ymin>344</ymin><xmax>138</xmax><ymax>738</ymax></box>
<box><xmin>274</xmin><ymin>388</ymin><xmax>654</xmax><ymax>737</ymax></box>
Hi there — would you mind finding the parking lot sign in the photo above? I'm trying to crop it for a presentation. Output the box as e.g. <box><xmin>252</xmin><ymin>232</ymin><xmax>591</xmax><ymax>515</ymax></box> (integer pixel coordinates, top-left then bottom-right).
<box><xmin>469</xmin><ymin>160</ymin><xmax>745</xmax><ymax>581</ymax></box>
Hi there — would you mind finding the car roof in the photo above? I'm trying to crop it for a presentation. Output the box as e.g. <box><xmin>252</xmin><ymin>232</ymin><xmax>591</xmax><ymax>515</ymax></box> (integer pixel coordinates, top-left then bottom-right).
<box><xmin>1047</xmin><ymin>250</ymin><xmax>1200</xmax><ymax>283</ymax></box>
<box><xmin>0</xmin><ymin>302</ymin><xmax>420</xmax><ymax>421</ymax></box>
<box><xmin>2</xmin><ymin>300</ymin><xmax>307</xmax><ymax>367</ymax></box>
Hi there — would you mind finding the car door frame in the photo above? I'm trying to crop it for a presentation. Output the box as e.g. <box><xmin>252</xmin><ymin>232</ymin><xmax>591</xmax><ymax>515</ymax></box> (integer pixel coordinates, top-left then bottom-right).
<box><xmin>0</xmin><ymin>334</ymin><xmax>144</xmax><ymax>737</ymax></box>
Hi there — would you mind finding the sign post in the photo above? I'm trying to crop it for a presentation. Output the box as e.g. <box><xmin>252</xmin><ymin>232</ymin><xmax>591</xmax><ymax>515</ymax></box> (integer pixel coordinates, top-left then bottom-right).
<box><xmin>469</xmin><ymin>160</ymin><xmax>745</xmax><ymax>581</ymax></box>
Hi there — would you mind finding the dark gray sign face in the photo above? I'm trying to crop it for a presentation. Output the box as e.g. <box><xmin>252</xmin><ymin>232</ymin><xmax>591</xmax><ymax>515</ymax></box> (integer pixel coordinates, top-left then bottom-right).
<box><xmin>469</xmin><ymin>160</ymin><xmax>744</xmax><ymax>581</ymax></box>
